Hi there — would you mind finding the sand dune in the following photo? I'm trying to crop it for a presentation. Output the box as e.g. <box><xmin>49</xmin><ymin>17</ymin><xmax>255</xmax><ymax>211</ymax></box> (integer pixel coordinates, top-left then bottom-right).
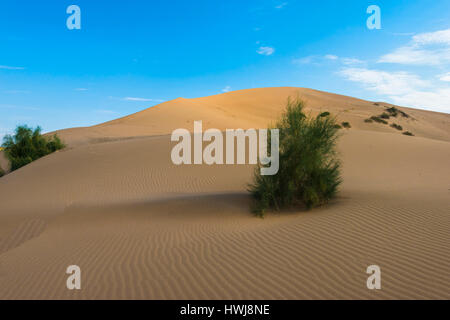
<box><xmin>0</xmin><ymin>87</ymin><xmax>449</xmax><ymax>299</ymax></box>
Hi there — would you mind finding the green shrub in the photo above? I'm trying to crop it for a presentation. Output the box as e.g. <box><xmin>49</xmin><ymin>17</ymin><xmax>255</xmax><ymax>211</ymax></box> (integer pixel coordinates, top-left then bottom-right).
<box><xmin>248</xmin><ymin>98</ymin><xmax>342</xmax><ymax>216</ymax></box>
<box><xmin>333</xmin><ymin>124</ymin><xmax>342</xmax><ymax>129</ymax></box>
<box><xmin>2</xmin><ymin>125</ymin><xmax>65</xmax><ymax>171</ymax></box>
<box><xmin>403</xmin><ymin>131</ymin><xmax>414</xmax><ymax>136</ymax></box>
<box><xmin>390</xmin><ymin>123</ymin><xmax>403</xmax><ymax>131</ymax></box>
<box><xmin>399</xmin><ymin>110</ymin><xmax>409</xmax><ymax>118</ymax></box>
<box><xmin>364</xmin><ymin>119</ymin><xmax>373</xmax><ymax>123</ymax></box>
<box><xmin>319</xmin><ymin>112</ymin><xmax>330</xmax><ymax>118</ymax></box>
<box><xmin>341</xmin><ymin>122</ymin><xmax>351</xmax><ymax>129</ymax></box>
<box><xmin>385</xmin><ymin>107</ymin><xmax>399</xmax><ymax>117</ymax></box>
<box><xmin>380</xmin><ymin>112</ymin><xmax>390</xmax><ymax>119</ymax></box>
<box><xmin>370</xmin><ymin>116</ymin><xmax>388</xmax><ymax>124</ymax></box>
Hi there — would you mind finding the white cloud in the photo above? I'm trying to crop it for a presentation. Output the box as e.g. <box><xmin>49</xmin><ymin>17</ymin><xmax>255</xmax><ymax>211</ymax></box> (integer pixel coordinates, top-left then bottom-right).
<box><xmin>340</xmin><ymin>68</ymin><xmax>428</xmax><ymax>95</ymax></box>
<box><xmin>379</xmin><ymin>28</ymin><xmax>450</xmax><ymax>66</ymax></box>
<box><xmin>438</xmin><ymin>72</ymin><xmax>450</xmax><ymax>82</ymax></box>
<box><xmin>257</xmin><ymin>46</ymin><xmax>275</xmax><ymax>56</ymax></box>
<box><xmin>0</xmin><ymin>65</ymin><xmax>25</xmax><ymax>70</ymax></box>
<box><xmin>412</xmin><ymin>29</ymin><xmax>450</xmax><ymax>45</ymax></box>
<box><xmin>222</xmin><ymin>86</ymin><xmax>232</xmax><ymax>93</ymax></box>
<box><xmin>294</xmin><ymin>55</ymin><xmax>365</xmax><ymax>66</ymax></box>
<box><xmin>341</xmin><ymin>58</ymin><xmax>365</xmax><ymax>66</ymax></box>
<box><xmin>95</xmin><ymin>109</ymin><xmax>119</xmax><ymax>115</ymax></box>
<box><xmin>292</xmin><ymin>56</ymin><xmax>316</xmax><ymax>64</ymax></box>
<box><xmin>123</xmin><ymin>97</ymin><xmax>164</xmax><ymax>102</ymax></box>
<box><xmin>340</xmin><ymin>68</ymin><xmax>450</xmax><ymax>112</ymax></box>
<box><xmin>4</xmin><ymin>90</ymin><xmax>30</xmax><ymax>94</ymax></box>
<box><xmin>325</xmin><ymin>54</ymin><xmax>338</xmax><ymax>60</ymax></box>
<box><xmin>275</xmin><ymin>2</ymin><xmax>288</xmax><ymax>9</ymax></box>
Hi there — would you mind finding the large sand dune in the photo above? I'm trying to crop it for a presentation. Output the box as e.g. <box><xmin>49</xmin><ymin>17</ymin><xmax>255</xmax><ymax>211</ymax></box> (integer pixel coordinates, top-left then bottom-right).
<box><xmin>0</xmin><ymin>87</ymin><xmax>449</xmax><ymax>299</ymax></box>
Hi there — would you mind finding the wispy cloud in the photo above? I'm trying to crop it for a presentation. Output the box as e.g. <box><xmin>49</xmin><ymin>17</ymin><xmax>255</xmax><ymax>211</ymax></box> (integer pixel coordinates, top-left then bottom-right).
<box><xmin>94</xmin><ymin>109</ymin><xmax>119</xmax><ymax>115</ymax></box>
<box><xmin>324</xmin><ymin>54</ymin><xmax>338</xmax><ymax>60</ymax></box>
<box><xmin>4</xmin><ymin>90</ymin><xmax>30</xmax><ymax>94</ymax></box>
<box><xmin>293</xmin><ymin>56</ymin><xmax>315</xmax><ymax>64</ymax></box>
<box><xmin>294</xmin><ymin>54</ymin><xmax>365</xmax><ymax>66</ymax></box>
<box><xmin>221</xmin><ymin>86</ymin><xmax>232</xmax><ymax>93</ymax></box>
<box><xmin>123</xmin><ymin>97</ymin><xmax>164</xmax><ymax>102</ymax></box>
<box><xmin>439</xmin><ymin>72</ymin><xmax>450</xmax><ymax>82</ymax></box>
<box><xmin>340</xmin><ymin>67</ymin><xmax>450</xmax><ymax>113</ymax></box>
<box><xmin>275</xmin><ymin>2</ymin><xmax>288</xmax><ymax>9</ymax></box>
<box><xmin>379</xmin><ymin>28</ymin><xmax>450</xmax><ymax>66</ymax></box>
<box><xmin>0</xmin><ymin>104</ymin><xmax>40</xmax><ymax>111</ymax></box>
<box><xmin>257</xmin><ymin>46</ymin><xmax>275</xmax><ymax>56</ymax></box>
<box><xmin>341</xmin><ymin>58</ymin><xmax>365</xmax><ymax>66</ymax></box>
<box><xmin>0</xmin><ymin>65</ymin><xmax>25</xmax><ymax>70</ymax></box>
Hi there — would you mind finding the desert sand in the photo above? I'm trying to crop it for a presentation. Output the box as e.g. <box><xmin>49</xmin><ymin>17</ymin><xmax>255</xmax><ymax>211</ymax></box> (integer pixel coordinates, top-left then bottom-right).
<box><xmin>0</xmin><ymin>87</ymin><xmax>449</xmax><ymax>299</ymax></box>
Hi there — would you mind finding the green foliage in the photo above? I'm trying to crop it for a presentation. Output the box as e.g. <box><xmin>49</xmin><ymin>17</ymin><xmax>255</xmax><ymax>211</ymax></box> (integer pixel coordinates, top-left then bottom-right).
<box><xmin>390</xmin><ymin>123</ymin><xmax>403</xmax><ymax>131</ymax></box>
<box><xmin>248</xmin><ymin>98</ymin><xmax>342</xmax><ymax>216</ymax></box>
<box><xmin>385</xmin><ymin>106</ymin><xmax>409</xmax><ymax>118</ymax></box>
<box><xmin>370</xmin><ymin>116</ymin><xmax>388</xmax><ymax>124</ymax></box>
<box><xmin>403</xmin><ymin>131</ymin><xmax>414</xmax><ymax>136</ymax></box>
<box><xmin>333</xmin><ymin>124</ymin><xmax>342</xmax><ymax>129</ymax></box>
<box><xmin>385</xmin><ymin>107</ymin><xmax>399</xmax><ymax>117</ymax></box>
<box><xmin>380</xmin><ymin>112</ymin><xmax>390</xmax><ymax>119</ymax></box>
<box><xmin>1</xmin><ymin>125</ymin><xmax>65</xmax><ymax>171</ymax></box>
<box><xmin>319</xmin><ymin>112</ymin><xmax>330</xmax><ymax>118</ymax></box>
<box><xmin>341</xmin><ymin>122</ymin><xmax>351</xmax><ymax>129</ymax></box>
<box><xmin>364</xmin><ymin>119</ymin><xmax>373</xmax><ymax>123</ymax></box>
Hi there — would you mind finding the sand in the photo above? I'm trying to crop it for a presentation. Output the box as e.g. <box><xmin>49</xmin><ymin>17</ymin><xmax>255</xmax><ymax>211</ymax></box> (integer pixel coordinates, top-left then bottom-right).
<box><xmin>0</xmin><ymin>87</ymin><xmax>449</xmax><ymax>299</ymax></box>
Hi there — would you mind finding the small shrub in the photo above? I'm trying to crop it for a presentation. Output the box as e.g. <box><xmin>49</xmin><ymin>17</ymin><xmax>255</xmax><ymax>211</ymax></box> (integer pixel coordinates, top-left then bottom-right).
<box><xmin>248</xmin><ymin>98</ymin><xmax>342</xmax><ymax>216</ymax></box>
<box><xmin>2</xmin><ymin>125</ymin><xmax>65</xmax><ymax>171</ymax></box>
<box><xmin>385</xmin><ymin>107</ymin><xmax>399</xmax><ymax>117</ymax></box>
<box><xmin>370</xmin><ymin>116</ymin><xmax>388</xmax><ymax>124</ymax></box>
<box><xmin>403</xmin><ymin>131</ymin><xmax>414</xmax><ymax>136</ymax></box>
<box><xmin>333</xmin><ymin>124</ymin><xmax>343</xmax><ymax>129</ymax></box>
<box><xmin>364</xmin><ymin>119</ymin><xmax>373</xmax><ymax>123</ymax></box>
<box><xmin>380</xmin><ymin>112</ymin><xmax>390</xmax><ymax>119</ymax></box>
<box><xmin>390</xmin><ymin>123</ymin><xmax>403</xmax><ymax>131</ymax></box>
<box><xmin>399</xmin><ymin>110</ymin><xmax>409</xmax><ymax>118</ymax></box>
<box><xmin>342</xmin><ymin>122</ymin><xmax>351</xmax><ymax>129</ymax></box>
<box><xmin>319</xmin><ymin>112</ymin><xmax>330</xmax><ymax>118</ymax></box>
<box><xmin>374</xmin><ymin>103</ymin><xmax>380</xmax><ymax>106</ymax></box>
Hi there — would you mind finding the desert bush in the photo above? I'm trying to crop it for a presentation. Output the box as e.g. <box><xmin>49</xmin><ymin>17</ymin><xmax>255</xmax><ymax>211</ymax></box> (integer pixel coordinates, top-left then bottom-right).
<box><xmin>364</xmin><ymin>119</ymin><xmax>373</xmax><ymax>123</ymax></box>
<box><xmin>390</xmin><ymin>123</ymin><xmax>403</xmax><ymax>131</ymax></box>
<box><xmin>380</xmin><ymin>112</ymin><xmax>390</xmax><ymax>119</ymax></box>
<box><xmin>248</xmin><ymin>98</ymin><xmax>342</xmax><ymax>216</ymax></box>
<box><xmin>333</xmin><ymin>124</ymin><xmax>342</xmax><ymax>129</ymax></box>
<box><xmin>319</xmin><ymin>112</ymin><xmax>330</xmax><ymax>117</ymax></box>
<box><xmin>2</xmin><ymin>125</ymin><xmax>65</xmax><ymax>171</ymax></box>
<box><xmin>385</xmin><ymin>107</ymin><xmax>399</xmax><ymax>117</ymax></box>
<box><xmin>403</xmin><ymin>131</ymin><xmax>414</xmax><ymax>136</ymax></box>
<box><xmin>370</xmin><ymin>116</ymin><xmax>388</xmax><ymax>124</ymax></box>
<box><xmin>341</xmin><ymin>122</ymin><xmax>351</xmax><ymax>129</ymax></box>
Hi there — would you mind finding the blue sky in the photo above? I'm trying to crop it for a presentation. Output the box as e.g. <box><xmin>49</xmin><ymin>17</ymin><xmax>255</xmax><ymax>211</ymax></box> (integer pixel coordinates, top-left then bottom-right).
<box><xmin>1</xmin><ymin>0</ymin><xmax>450</xmax><ymax>139</ymax></box>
